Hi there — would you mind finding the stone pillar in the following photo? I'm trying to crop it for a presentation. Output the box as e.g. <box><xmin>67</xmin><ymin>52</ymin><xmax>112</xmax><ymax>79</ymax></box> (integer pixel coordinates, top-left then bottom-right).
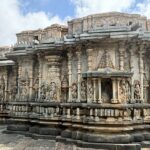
<box><xmin>66</xmin><ymin>108</ymin><xmax>71</xmax><ymax>119</ymax></box>
<box><xmin>4</xmin><ymin>67</ymin><xmax>8</xmax><ymax>101</ymax></box>
<box><xmin>87</xmin><ymin>78</ymin><xmax>93</xmax><ymax>103</ymax></box>
<box><xmin>130</xmin><ymin>48</ymin><xmax>135</xmax><ymax>101</ymax></box>
<box><xmin>93</xmin><ymin>78</ymin><xmax>97</xmax><ymax>103</ymax></box>
<box><xmin>139</xmin><ymin>49</ymin><xmax>144</xmax><ymax>101</ymax></box>
<box><xmin>98</xmin><ymin>78</ymin><xmax>102</xmax><ymax>103</ymax></box>
<box><xmin>29</xmin><ymin>60</ymin><xmax>33</xmax><ymax>99</ymax></box>
<box><xmin>117</xmin><ymin>78</ymin><xmax>120</xmax><ymax>103</ymax></box>
<box><xmin>38</xmin><ymin>54</ymin><xmax>43</xmax><ymax>100</ymax></box>
<box><xmin>67</xmin><ymin>52</ymin><xmax>72</xmax><ymax>102</ymax></box>
<box><xmin>76</xmin><ymin>50</ymin><xmax>81</xmax><ymax>102</ymax></box>
<box><xmin>86</xmin><ymin>49</ymin><xmax>93</xmax><ymax>71</ymax></box>
<box><xmin>76</xmin><ymin>107</ymin><xmax>80</xmax><ymax>120</ymax></box>
<box><xmin>119</xmin><ymin>43</ymin><xmax>125</xmax><ymax>71</ymax></box>
<box><xmin>17</xmin><ymin>62</ymin><xmax>22</xmax><ymax>95</ymax></box>
<box><xmin>111</xmin><ymin>78</ymin><xmax>118</xmax><ymax>103</ymax></box>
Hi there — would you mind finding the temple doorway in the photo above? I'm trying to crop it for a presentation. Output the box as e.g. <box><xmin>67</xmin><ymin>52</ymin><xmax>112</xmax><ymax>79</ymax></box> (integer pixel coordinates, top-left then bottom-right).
<box><xmin>101</xmin><ymin>78</ymin><xmax>112</xmax><ymax>103</ymax></box>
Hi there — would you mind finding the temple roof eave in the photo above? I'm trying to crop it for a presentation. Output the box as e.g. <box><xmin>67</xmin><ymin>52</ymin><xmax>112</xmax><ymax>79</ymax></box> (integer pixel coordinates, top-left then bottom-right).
<box><xmin>82</xmin><ymin>70</ymin><xmax>133</xmax><ymax>78</ymax></box>
<box><xmin>64</xmin><ymin>30</ymin><xmax>150</xmax><ymax>43</ymax></box>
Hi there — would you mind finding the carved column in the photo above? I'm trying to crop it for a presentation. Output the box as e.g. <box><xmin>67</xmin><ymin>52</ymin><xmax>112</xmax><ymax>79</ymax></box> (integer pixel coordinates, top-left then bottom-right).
<box><xmin>98</xmin><ymin>78</ymin><xmax>102</xmax><ymax>103</ymax></box>
<box><xmin>29</xmin><ymin>59</ymin><xmax>33</xmax><ymax>99</ymax></box>
<box><xmin>86</xmin><ymin>49</ymin><xmax>93</xmax><ymax>71</ymax></box>
<box><xmin>67</xmin><ymin>52</ymin><xmax>72</xmax><ymax>102</ymax></box>
<box><xmin>130</xmin><ymin>47</ymin><xmax>135</xmax><ymax>101</ymax></box>
<box><xmin>119</xmin><ymin>43</ymin><xmax>125</xmax><ymax>71</ymax></box>
<box><xmin>17</xmin><ymin>61</ymin><xmax>22</xmax><ymax>96</ymax></box>
<box><xmin>93</xmin><ymin>78</ymin><xmax>97</xmax><ymax>103</ymax></box>
<box><xmin>76</xmin><ymin>50</ymin><xmax>81</xmax><ymax>102</ymax></box>
<box><xmin>87</xmin><ymin>78</ymin><xmax>93</xmax><ymax>103</ymax></box>
<box><xmin>117</xmin><ymin>78</ymin><xmax>120</xmax><ymax>103</ymax></box>
<box><xmin>139</xmin><ymin>47</ymin><xmax>144</xmax><ymax>101</ymax></box>
<box><xmin>111</xmin><ymin>78</ymin><xmax>118</xmax><ymax>103</ymax></box>
<box><xmin>38</xmin><ymin>54</ymin><xmax>43</xmax><ymax>100</ymax></box>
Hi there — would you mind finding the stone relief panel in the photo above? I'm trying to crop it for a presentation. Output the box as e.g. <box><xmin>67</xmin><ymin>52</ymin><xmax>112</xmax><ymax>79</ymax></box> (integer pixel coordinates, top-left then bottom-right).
<box><xmin>87</xmin><ymin>80</ymin><xmax>93</xmax><ymax>101</ymax></box>
<box><xmin>71</xmin><ymin>82</ymin><xmax>77</xmax><ymax>101</ymax></box>
<box><xmin>80</xmin><ymin>80</ymin><xmax>87</xmax><ymax>102</ymax></box>
<box><xmin>134</xmin><ymin>80</ymin><xmax>141</xmax><ymax>101</ymax></box>
<box><xmin>39</xmin><ymin>55</ymin><xmax>61</xmax><ymax>102</ymax></box>
<box><xmin>119</xmin><ymin>79</ymin><xmax>131</xmax><ymax>103</ymax></box>
<box><xmin>8</xmin><ymin>66</ymin><xmax>17</xmax><ymax>101</ymax></box>
<box><xmin>16</xmin><ymin>69</ymin><xmax>30</xmax><ymax>101</ymax></box>
<box><xmin>91</xmin><ymin>47</ymin><xmax>115</xmax><ymax>70</ymax></box>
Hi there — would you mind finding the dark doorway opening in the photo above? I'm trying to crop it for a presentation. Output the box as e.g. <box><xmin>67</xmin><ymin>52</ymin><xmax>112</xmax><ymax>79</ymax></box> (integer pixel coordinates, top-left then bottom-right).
<box><xmin>101</xmin><ymin>78</ymin><xmax>112</xmax><ymax>103</ymax></box>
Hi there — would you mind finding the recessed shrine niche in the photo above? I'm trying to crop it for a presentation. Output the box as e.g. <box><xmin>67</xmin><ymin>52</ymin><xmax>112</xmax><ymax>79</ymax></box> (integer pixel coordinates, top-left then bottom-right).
<box><xmin>84</xmin><ymin>45</ymin><xmax>133</xmax><ymax>104</ymax></box>
<box><xmin>15</xmin><ymin>57</ymin><xmax>34</xmax><ymax>102</ymax></box>
<box><xmin>39</xmin><ymin>55</ymin><xmax>61</xmax><ymax>102</ymax></box>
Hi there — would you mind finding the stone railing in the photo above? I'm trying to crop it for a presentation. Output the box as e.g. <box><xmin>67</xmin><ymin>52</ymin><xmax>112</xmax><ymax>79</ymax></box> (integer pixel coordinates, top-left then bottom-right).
<box><xmin>7</xmin><ymin>102</ymin><xmax>150</xmax><ymax>125</ymax></box>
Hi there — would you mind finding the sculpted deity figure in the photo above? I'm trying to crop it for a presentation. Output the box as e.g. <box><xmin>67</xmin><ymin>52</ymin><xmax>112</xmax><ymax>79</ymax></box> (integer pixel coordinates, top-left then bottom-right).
<box><xmin>134</xmin><ymin>80</ymin><xmax>141</xmax><ymax>100</ymax></box>
<box><xmin>71</xmin><ymin>83</ymin><xmax>77</xmax><ymax>100</ymax></box>
<box><xmin>119</xmin><ymin>79</ymin><xmax>126</xmax><ymax>103</ymax></box>
<box><xmin>20</xmin><ymin>85</ymin><xmax>28</xmax><ymax>101</ymax></box>
<box><xmin>119</xmin><ymin>79</ymin><xmax>131</xmax><ymax>103</ymax></box>
<box><xmin>80</xmin><ymin>80</ymin><xmax>87</xmax><ymax>100</ymax></box>
<box><xmin>49</xmin><ymin>82</ymin><xmax>57</xmax><ymax>101</ymax></box>
<box><xmin>32</xmin><ymin>77</ymin><xmax>39</xmax><ymax>100</ymax></box>
<box><xmin>10</xmin><ymin>85</ymin><xmax>17</xmax><ymax>101</ymax></box>
<box><xmin>40</xmin><ymin>83</ymin><xmax>46</xmax><ymax>101</ymax></box>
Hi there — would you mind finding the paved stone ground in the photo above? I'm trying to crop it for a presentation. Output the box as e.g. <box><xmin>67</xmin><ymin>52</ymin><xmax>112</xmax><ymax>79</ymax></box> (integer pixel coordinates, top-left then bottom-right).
<box><xmin>0</xmin><ymin>126</ymin><xmax>149</xmax><ymax>150</ymax></box>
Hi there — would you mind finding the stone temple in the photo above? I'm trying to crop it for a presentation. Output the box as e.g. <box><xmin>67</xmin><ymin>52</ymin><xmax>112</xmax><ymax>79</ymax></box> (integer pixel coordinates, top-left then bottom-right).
<box><xmin>1</xmin><ymin>12</ymin><xmax>150</xmax><ymax>150</ymax></box>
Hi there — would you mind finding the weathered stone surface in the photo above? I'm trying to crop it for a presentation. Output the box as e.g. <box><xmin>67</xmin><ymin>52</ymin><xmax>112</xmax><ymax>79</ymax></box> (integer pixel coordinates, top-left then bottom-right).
<box><xmin>1</xmin><ymin>12</ymin><xmax>150</xmax><ymax>150</ymax></box>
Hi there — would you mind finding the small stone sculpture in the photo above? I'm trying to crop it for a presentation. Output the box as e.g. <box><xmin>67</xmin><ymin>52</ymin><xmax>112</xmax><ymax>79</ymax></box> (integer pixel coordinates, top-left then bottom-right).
<box><xmin>80</xmin><ymin>80</ymin><xmax>87</xmax><ymax>100</ymax></box>
<box><xmin>134</xmin><ymin>80</ymin><xmax>141</xmax><ymax>100</ymax></box>
<box><xmin>71</xmin><ymin>83</ymin><xmax>77</xmax><ymax>100</ymax></box>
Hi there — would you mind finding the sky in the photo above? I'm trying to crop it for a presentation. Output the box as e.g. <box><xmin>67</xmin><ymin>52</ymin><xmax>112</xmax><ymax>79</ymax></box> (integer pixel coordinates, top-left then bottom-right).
<box><xmin>0</xmin><ymin>0</ymin><xmax>150</xmax><ymax>46</ymax></box>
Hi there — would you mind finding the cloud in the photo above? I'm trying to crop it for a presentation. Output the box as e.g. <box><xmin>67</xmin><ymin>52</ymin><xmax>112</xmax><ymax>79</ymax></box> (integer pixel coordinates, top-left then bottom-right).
<box><xmin>134</xmin><ymin>0</ymin><xmax>150</xmax><ymax>18</ymax></box>
<box><xmin>71</xmin><ymin>0</ymin><xmax>135</xmax><ymax>17</ymax></box>
<box><xmin>0</xmin><ymin>0</ymin><xmax>65</xmax><ymax>46</ymax></box>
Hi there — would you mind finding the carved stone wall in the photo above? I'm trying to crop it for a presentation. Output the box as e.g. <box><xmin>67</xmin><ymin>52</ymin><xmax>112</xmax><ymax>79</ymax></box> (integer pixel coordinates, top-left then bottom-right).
<box><xmin>1</xmin><ymin>12</ymin><xmax>150</xmax><ymax>150</ymax></box>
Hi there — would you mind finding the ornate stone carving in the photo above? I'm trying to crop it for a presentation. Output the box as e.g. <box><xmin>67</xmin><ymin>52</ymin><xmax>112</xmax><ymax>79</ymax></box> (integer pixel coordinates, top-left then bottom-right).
<box><xmin>119</xmin><ymin>79</ymin><xmax>131</xmax><ymax>103</ymax></box>
<box><xmin>71</xmin><ymin>82</ymin><xmax>77</xmax><ymax>100</ymax></box>
<box><xmin>61</xmin><ymin>76</ymin><xmax>68</xmax><ymax>102</ymax></box>
<box><xmin>10</xmin><ymin>85</ymin><xmax>17</xmax><ymax>101</ymax></box>
<box><xmin>80</xmin><ymin>80</ymin><xmax>87</xmax><ymax>101</ymax></box>
<box><xmin>98</xmin><ymin>49</ymin><xmax>114</xmax><ymax>69</ymax></box>
<box><xmin>87</xmin><ymin>81</ymin><xmax>93</xmax><ymax>101</ymax></box>
<box><xmin>40</xmin><ymin>83</ymin><xmax>46</xmax><ymax>101</ymax></box>
<box><xmin>134</xmin><ymin>80</ymin><xmax>141</xmax><ymax>100</ymax></box>
<box><xmin>46</xmin><ymin>82</ymin><xmax>57</xmax><ymax>101</ymax></box>
<box><xmin>32</xmin><ymin>77</ymin><xmax>39</xmax><ymax>100</ymax></box>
